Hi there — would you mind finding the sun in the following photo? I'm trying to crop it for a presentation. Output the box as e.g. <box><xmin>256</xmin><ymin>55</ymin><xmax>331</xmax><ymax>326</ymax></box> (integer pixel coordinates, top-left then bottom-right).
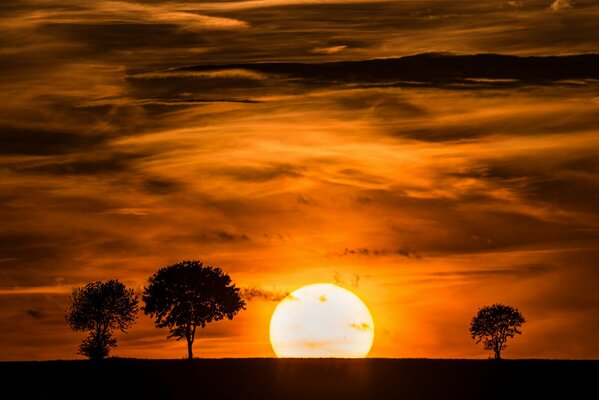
<box><xmin>269</xmin><ymin>283</ymin><xmax>374</xmax><ymax>358</ymax></box>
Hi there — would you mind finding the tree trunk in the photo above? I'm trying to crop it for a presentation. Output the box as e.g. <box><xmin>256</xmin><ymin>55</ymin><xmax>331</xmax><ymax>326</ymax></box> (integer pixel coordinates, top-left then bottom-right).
<box><xmin>187</xmin><ymin>338</ymin><xmax>193</xmax><ymax>360</ymax></box>
<box><xmin>494</xmin><ymin>348</ymin><xmax>501</xmax><ymax>360</ymax></box>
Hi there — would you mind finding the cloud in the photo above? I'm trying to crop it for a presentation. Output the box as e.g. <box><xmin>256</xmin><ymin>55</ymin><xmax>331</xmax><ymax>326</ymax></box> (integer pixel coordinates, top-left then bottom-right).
<box><xmin>430</xmin><ymin>264</ymin><xmax>550</xmax><ymax>280</ymax></box>
<box><xmin>311</xmin><ymin>45</ymin><xmax>347</xmax><ymax>55</ymax></box>
<box><xmin>349</xmin><ymin>322</ymin><xmax>372</xmax><ymax>331</ymax></box>
<box><xmin>25</xmin><ymin>309</ymin><xmax>44</xmax><ymax>319</ymax></box>
<box><xmin>102</xmin><ymin>208</ymin><xmax>151</xmax><ymax>216</ymax></box>
<box><xmin>240</xmin><ymin>287</ymin><xmax>288</xmax><ymax>302</ymax></box>
<box><xmin>215</xmin><ymin>163</ymin><xmax>303</xmax><ymax>182</ymax></box>
<box><xmin>128</xmin><ymin>69</ymin><xmax>267</xmax><ymax>81</ymax></box>
<box><xmin>169</xmin><ymin>230</ymin><xmax>252</xmax><ymax>243</ymax></box>
<box><xmin>12</xmin><ymin>1</ymin><xmax>248</xmax><ymax>31</ymax></box>
<box><xmin>179</xmin><ymin>54</ymin><xmax>599</xmax><ymax>88</ymax></box>
<box><xmin>343</xmin><ymin>248</ymin><xmax>377</xmax><ymax>256</ymax></box>
<box><xmin>1</xmin><ymin>0</ymin><xmax>599</xmax><ymax>361</ymax></box>
<box><xmin>186</xmin><ymin>0</ymin><xmax>390</xmax><ymax>12</ymax></box>
<box><xmin>452</xmin><ymin>152</ymin><xmax>599</xmax><ymax>215</ymax></box>
<box><xmin>505</xmin><ymin>1</ymin><xmax>524</xmax><ymax>9</ymax></box>
<box><xmin>0</xmin><ymin>232</ymin><xmax>66</xmax><ymax>267</ymax></box>
<box><xmin>297</xmin><ymin>194</ymin><xmax>317</xmax><ymax>205</ymax></box>
<box><xmin>216</xmin><ymin>231</ymin><xmax>250</xmax><ymax>241</ymax></box>
<box><xmin>335</xmin><ymin>247</ymin><xmax>421</xmax><ymax>258</ymax></box>
<box><xmin>0</xmin><ymin>126</ymin><xmax>107</xmax><ymax>156</ymax></box>
<box><xmin>550</xmin><ymin>0</ymin><xmax>574</xmax><ymax>11</ymax></box>
<box><xmin>13</xmin><ymin>152</ymin><xmax>146</xmax><ymax>175</ymax></box>
<box><xmin>397</xmin><ymin>246</ymin><xmax>421</xmax><ymax>259</ymax></box>
<box><xmin>142</xmin><ymin>177</ymin><xmax>185</xmax><ymax>195</ymax></box>
<box><xmin>78</xmin><ymin>98</ymin><xmax>262</xmax><ymax>107</ymax></box>
<box><xmin>333</xmin><ymin>272</ymin><xmax>363</xmax><ymax>288</ymax></box>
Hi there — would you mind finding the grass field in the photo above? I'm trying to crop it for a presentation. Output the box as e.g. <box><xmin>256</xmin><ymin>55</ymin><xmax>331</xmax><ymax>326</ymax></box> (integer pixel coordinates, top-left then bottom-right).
<box><xmin>1</xmin><ymin>358</ymin><xmax>595</xmax><ymax>399</ymax></box>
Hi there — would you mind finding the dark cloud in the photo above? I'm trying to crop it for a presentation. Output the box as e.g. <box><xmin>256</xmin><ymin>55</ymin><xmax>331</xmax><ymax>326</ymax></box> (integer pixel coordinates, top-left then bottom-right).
<box><xmin>181</xmin><ymin>54</ymin><xmax>599</xmax><ymax>85</ymax></box>
<box><xmin>0</xmin><ymin>229</ymin><xmax>144</xmax><ymax>288</ymax></box>
<box><xmin>142</xmin><ymin>177</ymin><xmax>185</xmax><ymax>195</ymax></box>
<box><xmin>169</xmin><ymin>230</ymin><xmax>253</xmax><ymax>244</ymax></box>
<box><xmin>240</xmin><ymin>287</ymin><xmax>288</xmax><ymax>302</ymax></box>
<box><xmin>40</xmin><ymin>23</ymin><xmax>208</xmax><ymax>57</ymax></box>
<box><xmin>359</xmin><ymin>187</ymin><xmax>599</xmax><ymax>255</ymax></box>
<box><xmin>215</xmin><ymin>163</ymin><xmax>303</xmax><ymax>182</ymax></box>
<box><xmin>0</xmin><ymin>127</ymin><xmax>107</xmax><ymax>156</ymax></box>
<box><xmin>397</xmin><ymin>246</ymin><xmax>421</xmax><ymax>259</ymax></box>
<box><xmin>450</xmin><ymin>153</ymin><xmax>599</xmax><ymax>214</ymax></box>
<box><xmin>0</xmin><ymin>232</ymin><xmax>65</xmax><ymax>267</ymax></box>
<box><xmin>13</xmin><ymin>152</ymin><xmax>146</xmax><ymax>175</ymax></box>
<box><xmin>343</xmin><ymin>248</ymin><xmax>377</xmax><ymax>256</ymax></box>
<box><xmin>296</xmin><ymin>194</ymin><xmax>316</xmax><ymax>205</ymax></box>
<box><xmin>335</xmin><ymin>247</ymin><xmax>421</xmax><ymax>258</ymax></box>
<box><xmin>336</xmin><ymin>168</ymin><xmax>385</xmax><ymax>185</ymax></box>
<box><xmin>25</xmin><ymin>309</ymin><xmax>45</xmax><ymax>319</ymax></box>
<box><xmin>216</xmin><ymin>231</ymin><xmax>249</xmax><ymax>241</ymax></box>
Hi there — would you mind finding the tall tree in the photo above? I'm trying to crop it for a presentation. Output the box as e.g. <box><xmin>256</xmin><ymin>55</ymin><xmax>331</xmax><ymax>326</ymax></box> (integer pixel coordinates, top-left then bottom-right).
<box><xmin>470</xmin><ymin>303</ymin><xmax>525</xmax><ymax>359</ymax></box>
<box><xmin>142</xmin><ymin>260</ymin><xmax>246</xmax><ymax>359</ymax></box>
<box><xmin>65</xmin><ymin>280</ymin><xmax>139</xmax><ymax>360</ymax></box>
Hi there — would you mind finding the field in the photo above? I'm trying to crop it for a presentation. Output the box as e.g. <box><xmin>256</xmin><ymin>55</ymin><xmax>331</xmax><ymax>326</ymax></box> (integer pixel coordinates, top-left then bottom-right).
<box><xmin>1</xmin><ymin>358</ymin><xmax>595</xmax><ymax>399</ymax></box>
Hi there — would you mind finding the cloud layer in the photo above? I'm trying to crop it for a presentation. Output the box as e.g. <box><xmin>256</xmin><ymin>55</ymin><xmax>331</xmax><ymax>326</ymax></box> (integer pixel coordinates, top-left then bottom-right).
<box><xmin>0</xmin><ymin>0</ymin><xmax>598</xmax><ymax>360</ymax></box>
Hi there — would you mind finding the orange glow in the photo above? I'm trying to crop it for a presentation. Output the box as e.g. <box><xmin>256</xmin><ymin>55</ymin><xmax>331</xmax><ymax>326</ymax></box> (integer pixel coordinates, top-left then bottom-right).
<box><xmin>1</xmin><ymin>0</ymin><xmax>598</xmax><ymax>361</ymax></box>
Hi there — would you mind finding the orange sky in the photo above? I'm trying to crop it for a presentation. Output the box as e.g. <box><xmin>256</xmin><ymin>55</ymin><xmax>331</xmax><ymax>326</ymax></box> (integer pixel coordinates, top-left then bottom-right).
<box><xmin>1</xmin><ymin>0</ymin><xmax>598</xmax><ymax>360</ymax></box>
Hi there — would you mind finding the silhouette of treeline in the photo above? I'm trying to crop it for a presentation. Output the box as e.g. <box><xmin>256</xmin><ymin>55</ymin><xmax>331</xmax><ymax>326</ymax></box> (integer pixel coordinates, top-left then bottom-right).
<box><xmin>179</xmin><ymin>53</ymin><xmax>599</xmax><ymax>85</ymax></box>
<box><xmin>66</xmin><ymin>259</ymin><xmax>525</xmax><ymax>360</ymax></box>
<box><xmin>65</xmin><ymin>260</ymin><xmax>245</xmax><ymax>360</ymax></box>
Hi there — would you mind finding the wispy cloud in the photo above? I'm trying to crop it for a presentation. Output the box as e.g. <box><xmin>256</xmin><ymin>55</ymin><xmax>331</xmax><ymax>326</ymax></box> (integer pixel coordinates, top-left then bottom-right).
<box><xmin>128</xmin><ymin>69</ymin><xmax>267</xmax><ymax>81</ymax></box>
<box><xmin>7</xmin><ymin>1</ymin><xmax>248</xmax><ymax>31</ymax></box>
<box><xmin>240</xmin><ymin>287</ymin><xmax>289</xmax><ymax>302</ymax></box>
<box><xmin>1</xmin><ymin>0</ymin><xmax>598</xmax><ymax>361</ymax></box>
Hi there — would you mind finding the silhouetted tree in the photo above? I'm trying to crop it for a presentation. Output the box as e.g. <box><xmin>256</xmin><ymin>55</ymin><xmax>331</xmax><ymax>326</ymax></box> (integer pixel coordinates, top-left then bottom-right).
<box><xmin>142</xmin><ymin>260</ymin><xmax>246</xmax><ymax>359</ymax></box>
<box><xmin>65</xmin><ymin>280</ymin><xmax>139</xmax><ymax>360</ymax></box>
<box><xmin>470</xmin><ymin>303</ymin><xmax>525</xmax><ymax>359</ymax></box>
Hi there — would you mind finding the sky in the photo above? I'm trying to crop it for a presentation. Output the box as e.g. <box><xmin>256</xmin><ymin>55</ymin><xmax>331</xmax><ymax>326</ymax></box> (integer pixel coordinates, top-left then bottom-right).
<box><xmin>1</xmin><ymin>0</ymin><xmax>599</xmax><ymax>360</ymax></box>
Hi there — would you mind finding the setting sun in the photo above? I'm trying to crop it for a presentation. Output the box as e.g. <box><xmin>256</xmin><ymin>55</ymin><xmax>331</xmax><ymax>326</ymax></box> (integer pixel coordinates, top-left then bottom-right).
<box><xmin>269</xmin><ymin>283</ymin><xmax>374</xmax><ymax>358</ymax></box>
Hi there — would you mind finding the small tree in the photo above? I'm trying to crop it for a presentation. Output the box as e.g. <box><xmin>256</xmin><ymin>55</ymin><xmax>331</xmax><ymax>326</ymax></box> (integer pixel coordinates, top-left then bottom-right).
<box><xmin>65</xmin><ymin>280</ymin><xmax>139</xmax><ymax>360</ymax></box>
<box><xmin>470</xmin><ymin>303</ymin><xmax>525</xmax><ymax>359</ymax></box>
<box><xmin>142</xmin><ymin>260</ymin><xmax>246</xmax><ymax>359</ymax></box>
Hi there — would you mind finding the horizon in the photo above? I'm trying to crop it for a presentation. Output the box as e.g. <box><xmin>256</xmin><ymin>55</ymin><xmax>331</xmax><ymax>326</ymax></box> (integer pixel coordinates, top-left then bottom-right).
<box><xmin>1</xmin><ymin>0</ymin><xmax>598</xmax><ymax>362</ymax></box>
<box><xmin>4</xmin><ymin>356</ymin><xmax>599</xmax><ymax>362</ymax></box>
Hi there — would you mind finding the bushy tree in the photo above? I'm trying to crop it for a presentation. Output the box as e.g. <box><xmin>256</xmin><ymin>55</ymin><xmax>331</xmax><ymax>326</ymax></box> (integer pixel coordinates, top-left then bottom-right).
<box><xmin>142</xmin><ymin>261</ymin><xmax>246</xmax><ymax>359</ymax></box>
<box><xmin>65</xmin><ymin>280</ymin><xmax>139</xmax><ymax>360</ymax></box>
<box><xmin>470</xmin><ymin>303</ymin><xmax>525</xmax><ymax>359</ymax></box>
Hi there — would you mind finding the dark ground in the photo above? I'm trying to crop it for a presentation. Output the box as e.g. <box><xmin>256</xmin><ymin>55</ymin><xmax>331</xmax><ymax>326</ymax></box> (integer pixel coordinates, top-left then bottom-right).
<box><xmin>1</xmin><ymin>358</ymin><xmax>595</xmax><ymax>399</ymax></box>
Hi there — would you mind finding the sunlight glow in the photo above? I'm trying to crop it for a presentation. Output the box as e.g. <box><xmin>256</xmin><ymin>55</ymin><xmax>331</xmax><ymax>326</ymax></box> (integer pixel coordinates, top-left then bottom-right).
<box><xmin>269</xmin><ymin>283</ymin><xmax>374</xmax><ymax>358</ymax></box>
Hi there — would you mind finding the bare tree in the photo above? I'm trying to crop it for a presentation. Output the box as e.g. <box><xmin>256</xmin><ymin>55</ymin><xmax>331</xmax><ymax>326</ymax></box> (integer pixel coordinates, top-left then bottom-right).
<box><xmin>470</xmin><ymin>303</ymin><xmax>525</xmax><ymax>359</ymax></box>
<box><xmin>142</xmin><ymin>260</ymin><xmax>246</xmax><ymax>359</ymax></box>
<box><xmin>65</xmin><ymin>280</ymin><xmax>139</xmax><ymax>360</ymax></box>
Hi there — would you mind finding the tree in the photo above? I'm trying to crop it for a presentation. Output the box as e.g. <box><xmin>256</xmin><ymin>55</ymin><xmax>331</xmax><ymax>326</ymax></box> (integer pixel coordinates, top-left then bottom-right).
<box><xmin>142</xmin><ymin>260</ymin><xmax>246</xmax><ymax>359</ymax></box>
<box><xmin>470</xmin><ymin>303</ymin><xmax>525</xmax><ymax>359</ymax></box>
<box><xmin>65</xmin><ymin>280</ymin><xmax>139</xmax><ymax>360</ymax></box>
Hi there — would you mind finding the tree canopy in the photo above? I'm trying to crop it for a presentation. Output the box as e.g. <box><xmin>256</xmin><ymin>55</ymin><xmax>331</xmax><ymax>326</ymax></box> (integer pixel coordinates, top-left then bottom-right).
<box><xmin>65</xmin><ymin>279</ymin><xmax>138</xmax><ymax>360</ymax></box>
<box><xmin>469</xmin><ymin>303</ymin><xmax>525</xmax><ymax>359</ymax></box>
<box><xmin>142</xmin><ymin>260</ymin><xmax>246</xmax><ymax>359</ymax></box>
